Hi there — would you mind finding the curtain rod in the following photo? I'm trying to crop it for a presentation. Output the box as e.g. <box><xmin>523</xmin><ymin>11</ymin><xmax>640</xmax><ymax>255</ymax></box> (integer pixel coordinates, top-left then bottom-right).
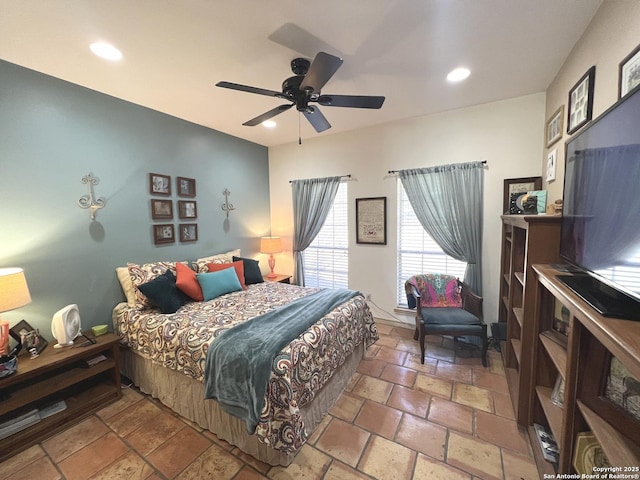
<box><xmin>388</xmin><ymin>160</ymin><xmax>487</xmax><ymax>175</ymax></box>
<box><xmin>289</xmin><ymin>174</ymin><xmax>351</xmax><ymax>183</ymax></box>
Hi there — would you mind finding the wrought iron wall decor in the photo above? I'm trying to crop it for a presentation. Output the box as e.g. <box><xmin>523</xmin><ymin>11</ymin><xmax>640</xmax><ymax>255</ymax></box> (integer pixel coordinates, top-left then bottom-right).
<box><xmin>78</xmin><ymin>173</ymin><xmax>106</xmax><ymax>220</ymax></box>
<box><xmin>221</xmin><ymin>188</ymin><xmax>235</xmax><ymax>218</ymax></box>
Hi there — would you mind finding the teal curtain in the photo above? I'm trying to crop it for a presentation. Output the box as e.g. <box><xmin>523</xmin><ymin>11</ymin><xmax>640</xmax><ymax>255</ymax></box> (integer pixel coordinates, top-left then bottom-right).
<box><xmin>291</xmin><ymin>176</ymin><xmax>341</xmax><ymax>286</ymax></box>
<box><xmin>399</xmin><ymin>161</ymin><xmax>484</xmax><ymax>294</ymax></box>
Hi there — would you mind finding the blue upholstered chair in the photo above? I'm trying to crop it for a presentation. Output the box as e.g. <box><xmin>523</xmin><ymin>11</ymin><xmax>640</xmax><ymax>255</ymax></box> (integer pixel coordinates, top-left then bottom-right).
<box><xmin>405</xmin><ymin>273</ymin><xmax>488</xmax><ymax>367</ymax></box>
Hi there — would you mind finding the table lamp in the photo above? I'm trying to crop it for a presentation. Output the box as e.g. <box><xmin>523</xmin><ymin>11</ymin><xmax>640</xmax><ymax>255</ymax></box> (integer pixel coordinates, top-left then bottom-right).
<box><xmin>260</xmin><ymin>237</ymin><xmax>283</xmax><ymax>278</ymax></box>
<box><xmin>0</xmin><ymin>268</ymin><xmax>32</xmax><ymax>355</ymax></box>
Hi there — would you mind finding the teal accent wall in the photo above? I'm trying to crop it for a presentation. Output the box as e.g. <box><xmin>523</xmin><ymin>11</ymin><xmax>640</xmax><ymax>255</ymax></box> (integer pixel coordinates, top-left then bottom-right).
<box><xmin>0</xmin><ymin>60</ymin><xmax>270</xmax><ymax>337</ymax></box>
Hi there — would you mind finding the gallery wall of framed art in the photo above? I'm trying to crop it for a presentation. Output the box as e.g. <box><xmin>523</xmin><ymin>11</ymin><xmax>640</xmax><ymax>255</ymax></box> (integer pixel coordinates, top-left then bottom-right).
<box><xmin>148</xmin><ymin>174</ymin><xmax>198</xmax><ymax>244</ymax></box>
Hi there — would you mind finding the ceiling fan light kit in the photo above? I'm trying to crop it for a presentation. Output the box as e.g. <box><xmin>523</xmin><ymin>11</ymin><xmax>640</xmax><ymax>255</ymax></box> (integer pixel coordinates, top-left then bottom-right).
<box><xmin>216</xmin><ymin>51</ymin><xmax>385</xmax><ymax>138</ymax></box>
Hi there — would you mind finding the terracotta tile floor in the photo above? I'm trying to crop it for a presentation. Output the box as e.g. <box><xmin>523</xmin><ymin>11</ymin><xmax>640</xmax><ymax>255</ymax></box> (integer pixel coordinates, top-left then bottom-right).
<box><xmin>0</xmin><ymin>324</ymin><xmax>541</xmax><ymax>480</ymax></box>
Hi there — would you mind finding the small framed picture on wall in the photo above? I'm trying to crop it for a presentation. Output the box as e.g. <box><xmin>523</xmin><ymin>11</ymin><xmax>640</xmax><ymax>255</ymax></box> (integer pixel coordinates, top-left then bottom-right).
<box><xmin>177</xmin><ymin>177</ymin><xmax>196</xmax><ymax>197</ymax></box>
<box><xmin>546</xmin><ymin>149</ymin><xmax>557</xmax><ymax>183</ymax></box>
<box><xmin>151</xmin><ymin>199</ymin><xmax>173</xmax><ymax>220</ymax></box>
<box><xmin>149</xmin><ymin>173</ymin><xmax>171</xmax><ymax>196</ymax></box>
<box><xmin>619</xmin><ymin>43</ymin><xmax>640</xmax><ymax>99</ymax></box>
<box><xmin>545</xmin><ymin>105</ymin><xmax>564</xmax><ymax>147</ymax></box>
<box><xmin>356</xmin><ymin>197</ymin><xmax>387</xmax><ymax>245</ymax></box>
<box><xmin>179</xmin><ymin>223</ymin><xmax>198</xmax><ymax>242</ymax></box>
<box><xmin>503</xmin><ymin>177</ymin><xmax>542</xmax><ymax>214</ymax></box>
<box><xmin>153</xmin><ymin>224</ymin><xmax>175</xmax><ymax>245</ymax></box>
<box><xmin>567</xmin><ymin>66</ymin><xmax>596</xmax><ymax>135</ymax></box>
<box><xmin>178</xmin><ymin>200</ymin><xmax>197</xmax><ymax>219</ymax></box>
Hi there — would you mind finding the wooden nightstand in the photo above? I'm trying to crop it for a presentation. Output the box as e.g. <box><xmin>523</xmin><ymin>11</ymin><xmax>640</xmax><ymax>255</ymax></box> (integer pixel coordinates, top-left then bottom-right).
<box><xmin>0</xmin><ymin>333</ymin><xmax>122</xmax><ymax>462</ymax></box>
<box><xmin>263</xmin><ymin>274</ymin><xmax>291</xmax><ymax>284</ymax></box>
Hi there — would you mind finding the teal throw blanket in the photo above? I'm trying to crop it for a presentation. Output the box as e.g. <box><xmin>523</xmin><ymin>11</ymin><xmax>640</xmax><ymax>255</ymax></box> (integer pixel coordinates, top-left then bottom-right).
<box><xmin>203</xmin><ymin>288</ymin><xmax>359</xmax><ymax>433</ymax></box>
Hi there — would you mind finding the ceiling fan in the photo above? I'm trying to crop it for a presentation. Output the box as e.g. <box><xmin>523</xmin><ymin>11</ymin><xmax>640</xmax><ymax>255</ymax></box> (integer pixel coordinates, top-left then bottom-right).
<box><xmin>216</xmin><ymin>52</ymin><xmax>385</xmax><ymax>134</ymax></box>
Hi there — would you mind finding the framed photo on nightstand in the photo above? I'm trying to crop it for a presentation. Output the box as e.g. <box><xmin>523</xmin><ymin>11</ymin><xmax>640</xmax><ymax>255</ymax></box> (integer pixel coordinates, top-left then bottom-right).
<box><xmin>10</xmin><ymin>320</ymin><xmax>48</xmax><ymax>357</ymax></box>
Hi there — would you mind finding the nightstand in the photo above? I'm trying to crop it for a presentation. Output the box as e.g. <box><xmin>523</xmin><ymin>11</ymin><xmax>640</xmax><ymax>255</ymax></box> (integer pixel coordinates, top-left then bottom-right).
<box><xmin>0</xmin><ymin>333</ymin><xmax>122</xmax><ymax>462</ymax></box>
<box><xmin>263</xmin><ymin>274</ymin><xmax>291</xmax><ymax>284</ymax></box>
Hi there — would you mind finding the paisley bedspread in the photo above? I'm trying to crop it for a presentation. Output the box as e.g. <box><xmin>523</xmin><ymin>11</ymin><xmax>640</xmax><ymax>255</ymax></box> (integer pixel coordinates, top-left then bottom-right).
<box><xmin>112</xmin><ymin>281</ymin><xmax>378</xmax><ymax>453</ymax></box>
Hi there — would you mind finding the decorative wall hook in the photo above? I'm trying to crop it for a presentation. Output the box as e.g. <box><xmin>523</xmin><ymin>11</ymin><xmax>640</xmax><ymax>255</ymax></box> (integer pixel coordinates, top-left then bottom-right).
<box><xmin>78</xmin><ymin>173</ymin><xmax>106</xmax><ymax>220</ymax></box>
<box><xmin>221</xmin><ymin>188</ymin><xmax>235</xmax><ymax>218</ymax></box>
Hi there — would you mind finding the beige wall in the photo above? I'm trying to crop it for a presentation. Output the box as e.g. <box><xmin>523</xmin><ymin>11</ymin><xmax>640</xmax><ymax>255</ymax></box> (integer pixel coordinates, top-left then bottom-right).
<box><xmin>543</xmin><ymin>0</ymin><xmax>640</xmax><ymax>200</ymax></box>
<box><xmin>268</xmin><ymin>93</ymin><xmax>545</xmax><ymax>327</ymax></box>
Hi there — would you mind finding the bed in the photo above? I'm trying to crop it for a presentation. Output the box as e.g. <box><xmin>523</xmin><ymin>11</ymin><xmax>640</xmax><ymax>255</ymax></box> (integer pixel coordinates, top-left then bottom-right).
<box><xmin>112</xmin><ymin>254</ymin><xmax>378</xmax><ymax>466</ymax></box>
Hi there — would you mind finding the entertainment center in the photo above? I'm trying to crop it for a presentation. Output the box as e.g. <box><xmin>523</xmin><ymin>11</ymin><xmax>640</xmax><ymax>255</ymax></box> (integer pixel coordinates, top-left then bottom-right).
<box><xmin>499</xmin><ymin>83</ymin><xmax>640</xmax><ymax>473</ymax></box>
<box><xmin>529</xmin><ymin>265</ymin><xmax>640</xmax><ymax>474</ymax></box>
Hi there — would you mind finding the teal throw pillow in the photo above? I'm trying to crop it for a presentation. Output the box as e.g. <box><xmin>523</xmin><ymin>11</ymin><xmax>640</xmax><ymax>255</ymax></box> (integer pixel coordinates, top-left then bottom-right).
<box><xmin>137</xmin><ymin>270</ymin><xmax>189</xmax><ymax>314</ymax></box>
<box><xmin>197</xmin><ymin>267</ymin><xmax>243</xmax><ymax>301</ymax></box>
<box><xmin>232</xmin><ymin>256</ymin><xmax>264</xmax><ymax>285</ymax></box>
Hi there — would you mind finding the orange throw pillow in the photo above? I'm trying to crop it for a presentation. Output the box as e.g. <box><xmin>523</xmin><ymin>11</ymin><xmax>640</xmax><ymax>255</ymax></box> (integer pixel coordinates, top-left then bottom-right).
<box><xmin>207</xmin><ymin>261</ymin><xmax>246</xmax><ymax>289</ymax></box>
<box><xmin>175</xmin><ymin>262</ymin><xmax>203</xmax><ymax>301</ymax></box>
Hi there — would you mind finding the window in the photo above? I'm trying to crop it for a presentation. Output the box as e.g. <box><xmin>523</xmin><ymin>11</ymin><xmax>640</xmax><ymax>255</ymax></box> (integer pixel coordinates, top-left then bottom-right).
<box><xmin>303</xmin><ymin>182</ymin><xmax>348</xmax><ymax>288</ymax></box>
<box><xmin>397</xmin><ymin>182</ymin><xmax>466</xmax><ymax>307</ymax></box>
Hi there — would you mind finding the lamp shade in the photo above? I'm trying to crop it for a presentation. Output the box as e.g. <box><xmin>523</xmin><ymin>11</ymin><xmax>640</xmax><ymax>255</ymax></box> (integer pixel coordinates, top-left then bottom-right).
<box><xmin>0</xmin><ymin>268</ymin><xmax>32</xmax><ymax>313</ymax></box>
<box><xmin>260</xmin><ymin>237</ymin><xmax>282</xmax><ymax>254</ymax></box>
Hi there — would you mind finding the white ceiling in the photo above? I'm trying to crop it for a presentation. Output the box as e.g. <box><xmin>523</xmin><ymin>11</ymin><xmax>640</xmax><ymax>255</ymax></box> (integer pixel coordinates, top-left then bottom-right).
<box><xmin>0</xmin><ymin>1</ymin><xmax>602</xmax><ymax>148</ymax></box>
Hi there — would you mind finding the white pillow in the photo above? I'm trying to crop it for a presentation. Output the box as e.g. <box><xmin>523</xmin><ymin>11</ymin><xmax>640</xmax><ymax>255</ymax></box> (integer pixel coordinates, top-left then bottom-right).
<box><xmin>116</xmin><ymin>267</ymin><xmax>137</xmax><ymax>307</ymax></box>
<box><xmin>196</xmin><ymin>249</ymin><xmax>241</xmax><ymax>273</ymax></box>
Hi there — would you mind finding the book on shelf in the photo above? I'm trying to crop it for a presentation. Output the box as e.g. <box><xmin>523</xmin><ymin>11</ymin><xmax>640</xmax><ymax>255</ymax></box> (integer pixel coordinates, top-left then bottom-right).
<box><xmin>85</xmin><ymin>354</ymin><xmax>107</xmax><ymax>367</ymax></box>
<box><xmin>0</xmin><ymin>409</ymin><xmax>41</xmax><ymax>440</ymax></box>
<box><xmin>39</xmin><ymin>400</ymin><xmax>67</xmax><ymax>419</ymax></box>
<box><xmin>534</xmin><ymin>423</ymin><xmax>559</xmax><ymax>465</ymax></box>
<box><xmin>0</xmin><ymin>399</ymin><xmax>68</xmax><ymax>441</ymax></box>
<box><xmin>541</xmin><ymin>329</ymin><xmax>568</xmax><ymax>347</ymax></box>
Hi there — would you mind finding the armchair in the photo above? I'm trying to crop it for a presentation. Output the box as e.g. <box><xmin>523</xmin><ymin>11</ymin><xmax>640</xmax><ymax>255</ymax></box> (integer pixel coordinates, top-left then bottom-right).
<box><xmin>405</xmin><ymin>273</ymin><xmax>488</xmax><ymax>367</ymax></box>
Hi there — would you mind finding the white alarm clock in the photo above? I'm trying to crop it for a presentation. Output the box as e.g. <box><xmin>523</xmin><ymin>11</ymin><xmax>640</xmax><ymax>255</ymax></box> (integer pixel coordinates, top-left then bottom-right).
<box><xmin>51</xmin><ymin>304</ymin><xmax>82</xmax><ymax>348</ymax></box>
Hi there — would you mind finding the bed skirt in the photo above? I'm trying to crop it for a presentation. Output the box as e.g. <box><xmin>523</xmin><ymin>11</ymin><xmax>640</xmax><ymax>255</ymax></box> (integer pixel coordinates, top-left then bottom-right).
<box><xmin>119</xmin><ymin>342</ymin><xmax>366</xmax><ymax>466</ymax></box>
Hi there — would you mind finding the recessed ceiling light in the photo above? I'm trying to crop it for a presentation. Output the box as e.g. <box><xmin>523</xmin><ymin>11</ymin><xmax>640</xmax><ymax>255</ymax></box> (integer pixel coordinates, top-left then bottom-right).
<box><xmin>262</xmin><ymin>120</ymin><xmax>276</xmax><ymax>128</ymax></box>
<box><xmin>447</xmin><ymin>67</ymin><xmax>470</xmax><ymax>83</ymax></box>
<box><xmin>90</xmin><ymin>42</ymin><xmax>123</xmax><ymax>61</ymax></box>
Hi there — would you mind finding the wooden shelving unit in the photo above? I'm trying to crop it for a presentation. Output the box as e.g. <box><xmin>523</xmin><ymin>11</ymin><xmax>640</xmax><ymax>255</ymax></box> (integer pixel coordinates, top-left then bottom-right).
<box><xmin>497</xmin><ymin>215</ymin><xmax>561</xmax><ymax>425</ymax></box>
<box><xmin>529</xmin><ymin>264</ymin><xmax>640</xmax><ymax>474</ymax></box>
<box><xmin>0</xmin><ymin>333</ymin><xmax>121</xmax><ymax>462</ymax></box>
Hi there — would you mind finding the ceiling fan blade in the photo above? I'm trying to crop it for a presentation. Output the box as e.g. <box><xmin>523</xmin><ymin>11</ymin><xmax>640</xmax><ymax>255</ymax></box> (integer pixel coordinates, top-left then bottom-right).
<box><xmin>303</xmin><ymin>106</ymin><xmax>331</xmax><ymax>133</ymax></box>
<box><xmin>299</xmin><ymin>52</ymin><xmax>343</xmax><ymax>93</ymax></box>
<box><xmin>316</xmin><ymin>94</ymin><xmax>385</xmax><ymax>109</ymax></box>
<box><xmin>242</xmin><ymin>104</ymin><xmax>293</xmax><ymax>126</ymax></box>
<box><xmin>216</xmin><ymin>81</ymin><xmax>283</xmax><ymax>98</ymax></box>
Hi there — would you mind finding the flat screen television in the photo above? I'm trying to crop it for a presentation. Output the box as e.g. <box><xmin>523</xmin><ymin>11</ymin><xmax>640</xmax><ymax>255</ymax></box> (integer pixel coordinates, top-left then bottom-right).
<box><xmin>559</xmin><ymin>83</ymin><xmax>640</xmax><ymax>320</ymax></box>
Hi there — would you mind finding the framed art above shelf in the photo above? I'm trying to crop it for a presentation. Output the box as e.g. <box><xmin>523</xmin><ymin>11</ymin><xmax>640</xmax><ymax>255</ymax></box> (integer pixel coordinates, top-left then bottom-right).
<box><xmin>546</xmin><ymin>105</ymin><xmax>564</xmax><ymax>147</ymax></box>
<box><xmin>567</xmin><ymin>66</ymin><xmax>596</xmax><ymax>135</ymax></box>
<box><xmin>619</xmin><ymin>43</ymin><xmax>640</xmax><ymax>99</ymax></box>
<box><xmin>502</xmin><ymin>177</ymin><xmax>542</xmax><ymax>215</ymax></box>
